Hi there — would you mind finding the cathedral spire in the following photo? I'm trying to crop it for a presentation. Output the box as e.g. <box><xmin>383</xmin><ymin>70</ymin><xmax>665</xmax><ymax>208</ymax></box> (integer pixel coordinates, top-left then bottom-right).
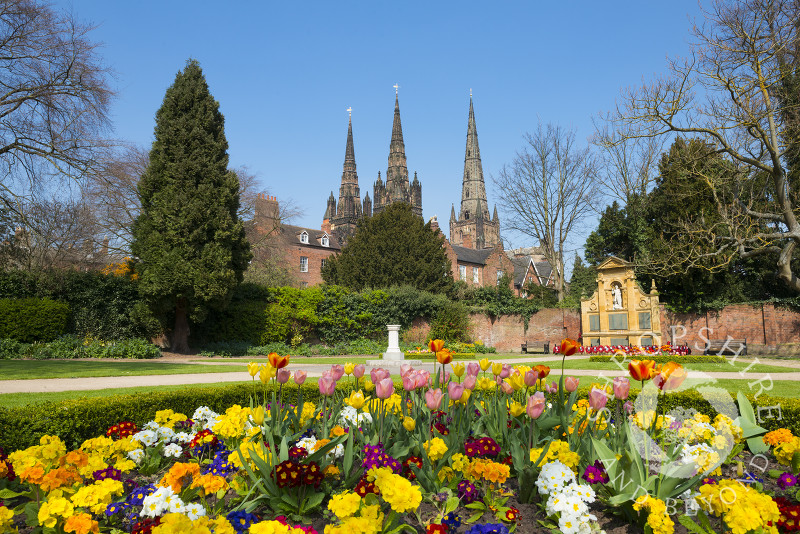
<box><xmin>341</xmin><ymin>113</ymin><xmax>357</xmax><ymax>185</ymax></box>
<box><xmin>387</xmin><ymin>92</ymin><xmax>408</xmax><ymax>187</ymax></box>
<box><xmin>330</xmin><ymin>111</ymin><xmax>362</xmax><ymax>242</ymax></box>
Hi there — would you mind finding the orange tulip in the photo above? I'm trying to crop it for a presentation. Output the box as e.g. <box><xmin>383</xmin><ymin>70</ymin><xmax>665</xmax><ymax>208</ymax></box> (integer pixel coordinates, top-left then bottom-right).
<box><xmin>560</xmin><ymin>338</ymin><xmax>579</xmax><ymax>356</ymax></box>
<box><xmin>429</xmin><ymin>339</ymin><xmax>445</xmax><ymax>353</ymax></box>
<box><xmin>533</xmin><ymin>365</ymin><xmax>550</xmax><ymax>380</ymax></box>
<box><xmin>653</xmin><ymin>362</ymin><xmax>687</xmax><ymax>391</ymax></box>
<box><xmin>268</xmin><ymin>352</ymin><xmax>290</xmax><ymax>369</ymax></box>
<box><xmin>628</xmin><ymin>359</ymin><xmax>656</xmax><ymax>382</ymax></box>
<box><xmin>436</xmin><ymin>348</ymin><xmax>453</xmax><ymax>365</ymax></box>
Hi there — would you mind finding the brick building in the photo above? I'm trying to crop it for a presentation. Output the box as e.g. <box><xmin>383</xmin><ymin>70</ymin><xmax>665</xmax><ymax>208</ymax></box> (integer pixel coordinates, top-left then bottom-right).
<box><xmin>507</xmin><ymin>247</ymin><xmax>555</xmax><ymax>297</ymax></box>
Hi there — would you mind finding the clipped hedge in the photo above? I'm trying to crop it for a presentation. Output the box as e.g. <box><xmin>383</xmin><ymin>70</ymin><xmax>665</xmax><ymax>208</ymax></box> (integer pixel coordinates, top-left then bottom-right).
<box><xmin>0</xmin><ymin>297</ymin><xmax>69</xmax><ymax>342</ymax></box>
<box><xmin>0</xmin><ymin>336</ymin><xmax>161</xmax><ymax>360</ymax></box>
<box><xmin>589</xmin><ymin>354</ymin><xmax>727</xmax><ymax>364</ymax></box>
<box><xmin>1</xmin><ymin>382</ymin><xmax>797</xmax><ymax>453</ymax></box>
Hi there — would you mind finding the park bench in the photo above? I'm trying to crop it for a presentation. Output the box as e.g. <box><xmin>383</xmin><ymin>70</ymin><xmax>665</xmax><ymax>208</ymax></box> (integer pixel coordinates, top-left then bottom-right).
<box><xmin>704</xmin><ymin>338</ymin><xmax>747</xmax><ymax>356</ymax></box>
<box><xmin>521</xmin><ymin>341</ymin><xmax>550</xmax><ymax>354</ymax></box>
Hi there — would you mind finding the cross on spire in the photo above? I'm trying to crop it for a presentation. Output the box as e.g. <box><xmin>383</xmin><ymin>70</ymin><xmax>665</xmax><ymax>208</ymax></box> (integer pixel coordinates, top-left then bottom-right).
<box><xmin>347</xmin><ymin>107</ymin><xmax>352</xmax><ymax>117</ymax></box>
<box><xmin>393</xmin><ymin>83</ymin><xmax>399</xmax><ymax>94</ymax></box>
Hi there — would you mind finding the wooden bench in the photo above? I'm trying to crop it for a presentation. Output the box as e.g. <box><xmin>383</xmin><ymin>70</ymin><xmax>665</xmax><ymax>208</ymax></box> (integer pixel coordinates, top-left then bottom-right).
<box><xmin>521</xmin><ymin>341</ymin><xmax>550</xmax><ymax>354</ymax></box>
<box><xmin>704</xmin><ymin>338</ymin><xmax>747</xmax><ymax>356</ymax></box>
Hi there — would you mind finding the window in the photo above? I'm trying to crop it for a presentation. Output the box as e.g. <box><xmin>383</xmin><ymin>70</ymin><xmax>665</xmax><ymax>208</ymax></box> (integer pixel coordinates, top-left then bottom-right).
<box><xmin>459</xmin><ymin>265</ymin><xmax>466</xmax><ymax>280</ymax></box>
<box><xmin>300</xmin><ymin>256</ymin><xmax>308</xmax><ymax>272</ymax></box>
<box><xmin>321</xmin><ymin>235</ymin><xmax>329</xmax><ymax>247</ymax></box>
<box><xmin>465</xmin><ymin>189</ymin><xmax>470</xmax><ymax>198</ymax></box>
<box><xmin>589</xmin><ymin>314</ymin><xmax>600</xmax><ymax>331</ymax></box>
<box><xmin>321</xmin><ymin>258</ymin><xmax>327</xmax><ymax>269</ymax></box>
<box><xmin>473</xmin><ymin>267</ymin><xmax>479</xmax><ymax>284</ymax></box>
<box><xmin>638</xmin><ymin>311</ymin><xmax>651</xmax><ymax>330</ymax></box>
<box><xmin>465</xmin><ymin>211</ymin><xmax>470</xmax><ymax>220</ymax></box>
<box><xmin>300</xmin><ymin>281</ymin><xmax>308</xmax><ymax>288</ymax></box>
<box><xmin>496</xmin><ymin>270</ymin><xmax>504</xmax><ymax>285</ymax></box>
<box><xmin>299</xmin><ymin>231</ymin><xmax>309</xmax><ymax>244</ymax></box>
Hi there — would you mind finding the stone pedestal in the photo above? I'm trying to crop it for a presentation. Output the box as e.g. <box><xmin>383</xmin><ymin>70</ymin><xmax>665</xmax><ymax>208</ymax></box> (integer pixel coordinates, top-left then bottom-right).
<box><xmin>366</xmin><ymin>324</ymin><xmax>421</xmax><ymax>367</ymax></box>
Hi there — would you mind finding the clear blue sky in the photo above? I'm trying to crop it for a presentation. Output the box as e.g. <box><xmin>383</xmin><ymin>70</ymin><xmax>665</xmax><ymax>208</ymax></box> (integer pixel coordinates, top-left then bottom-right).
<box><xmin>60</xmin><ymin>1</ymin><xmax>702</xmax><ymax>255</ymax></box>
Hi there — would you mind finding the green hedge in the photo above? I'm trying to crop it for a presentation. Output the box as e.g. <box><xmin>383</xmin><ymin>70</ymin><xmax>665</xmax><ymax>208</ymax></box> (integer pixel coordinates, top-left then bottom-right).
<box><xmin>588</xmin><ymin>354</ymin><xmax>727</xmax><ymax>364</ymax></box>
<box><xmin>0</xmin><ymin>336</ymin><xmax>161</xmax><ymax>360</ymax></box>
<box><xmin>1</xmin><ymin>383</ymin><xmax>797</xmax><ymax>453</ymax></box>
<box><xmin>0</xmin><ymin>298</ymin><xmax>69</xmax><ymax>342</ymax></box>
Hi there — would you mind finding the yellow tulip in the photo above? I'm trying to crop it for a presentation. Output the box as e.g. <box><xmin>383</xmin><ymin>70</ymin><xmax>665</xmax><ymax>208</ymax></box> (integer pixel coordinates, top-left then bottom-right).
<box><xmin>508</xmin><ymin>401</ymin><xmax>526</xmax><ymax>417</ymax></box>
<box><xmin>363</xmin><ymin>378</ymin><xmax>375</xmax><ymax>392</ymax></box>
<box><xmin>505</xmin><ymin>373</ymin><xmax>525</xmax><ymax>391</ymax></box>
<box><xmin>478</xmin><ymin>377</ymin><xmax>495</xmax><ymax>390</ymax></box>
<box><xmin>251</xmin><ymin>405</ymin><xmax>265</xmax><ymax>426</ymax></box>
<box><xmin>403</xmin><ymin>417</ymin><xmax>416</xmax><ymax>431</ymax></box>
<box><xmin>456</xmin><ymin>389</ymin><xmax>471</xmax><ymax>405</ymax></box>
<box><xmin>491</xmin><ymin>362</ymin><xmax>503</xmax><ymax>376</ymax></box>
<box><xmin>451</xmin><ymin>362</ymin><xmax>465</xmax><ymax>378</ymax></box>
<box><xmin>479</xmin><ymin>358</ymin><xmax>491</xmax><ymax>372</ymax></box>
<box><xmin>259</xmin><ymin>364</ymin><xmax>276</xmax><ymax>385</ymax></box>
<box><xmin>247</xmin><ymin>362</ymin><xmax>259</xmax><ymax>377</ymax></box>
<box><xmin>345</xmin><ymin>390</ymin><xmax>366</xmax><ymax>410</ymax></box>
<box><xmin>344</xmin><ymin>362</ymin><xmax>355</xmax><ymax>375</ymax></box>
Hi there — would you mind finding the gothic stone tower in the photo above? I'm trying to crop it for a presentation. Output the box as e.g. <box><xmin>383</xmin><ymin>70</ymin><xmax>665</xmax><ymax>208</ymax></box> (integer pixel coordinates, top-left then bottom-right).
<box><xmin>373</xmin><ymin>91</ymin><xmax>423</xmax><ymax>217</ymax></box>
<box><xmin>329</xmin><ymin>113</ymin><xmax>370</xmax><ymax>241</ymax></box>
<box><xmin>450</xmin><ymin>96</ymin><xmax>500</xmax><ymax>249</ymax></box>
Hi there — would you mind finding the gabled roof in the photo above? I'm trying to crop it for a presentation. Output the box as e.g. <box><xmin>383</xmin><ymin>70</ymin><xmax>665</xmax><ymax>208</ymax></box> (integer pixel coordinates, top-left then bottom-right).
<box><xmin>283</xmin><ymin>224</ymin><xmax>341</xmax><ymax>250</ymax></box>
<box><xmin>510</xmin><ymin>255</ymin><xmax>554</xmax><ymax>287</ymax></box>
<box><xmin>451</xmin><ymin>244</ymin><xmax>494</xmax><ymax>265</ymax></box>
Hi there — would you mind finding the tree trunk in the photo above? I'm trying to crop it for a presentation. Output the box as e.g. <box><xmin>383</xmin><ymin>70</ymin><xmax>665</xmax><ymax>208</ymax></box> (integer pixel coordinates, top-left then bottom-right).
<box><xmin>172</xmin><ymin>298</ymin><xmax>190</xmax><ymax>354</ymax></box>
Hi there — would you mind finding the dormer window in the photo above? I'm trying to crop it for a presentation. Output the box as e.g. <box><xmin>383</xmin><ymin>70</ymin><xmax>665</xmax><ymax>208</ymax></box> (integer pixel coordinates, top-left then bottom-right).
<box><xmin>321</xmin><ymin>235</ymin><xmax>329</xmax><ymax>247</ymax></box>
<box><xmin>299</xmin><ymin>231</ymin><xmax>309</xmax><ymax>244</ymax></box>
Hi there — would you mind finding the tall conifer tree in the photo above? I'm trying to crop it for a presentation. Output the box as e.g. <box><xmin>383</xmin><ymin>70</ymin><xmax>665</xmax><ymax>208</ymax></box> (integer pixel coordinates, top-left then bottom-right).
<box><xmin>132</xmin><ymin>60</ymin><xmax>250</xmax><ymax>352</ymax></box>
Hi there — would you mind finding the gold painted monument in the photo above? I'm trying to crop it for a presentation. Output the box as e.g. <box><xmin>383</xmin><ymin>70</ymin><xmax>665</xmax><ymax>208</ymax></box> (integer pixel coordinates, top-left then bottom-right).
<box><xmin>580</xmin><ymin>256</ymin><xmax>661</xmax><ymax>347</ymax></box>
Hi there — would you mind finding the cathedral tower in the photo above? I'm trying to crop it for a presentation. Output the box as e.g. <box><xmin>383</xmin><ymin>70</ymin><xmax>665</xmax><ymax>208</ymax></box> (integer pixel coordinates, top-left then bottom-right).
<box><xmin>450</xmin><ymin>95</ymin><xmax>500</xmax><ymax>249</ymax></box>
<box><xmin>373</xmin><ymin>89</ymin><xmax>423</xmax><ymax>217</ymax></box>
<box><xmin>330</xmin><ymin>111</ymin><xmax>365</xmax><ymax>241</ymax></box>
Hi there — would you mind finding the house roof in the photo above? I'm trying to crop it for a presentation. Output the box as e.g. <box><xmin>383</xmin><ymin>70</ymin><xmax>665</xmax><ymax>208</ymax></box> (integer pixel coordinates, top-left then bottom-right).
<box><xmin>283</xmin><ymin>224</ymin><xmax>341</xmax><ymax>250</ymax></box>
<box><xmin>451</xmin><ymin>244</ymin><xmax>494</xmax><ymax>265</ymax></box>
<box><xmin>510</xmin><ymin>255</ymin><xmax>554</xmax><ymax>287</ymax></box>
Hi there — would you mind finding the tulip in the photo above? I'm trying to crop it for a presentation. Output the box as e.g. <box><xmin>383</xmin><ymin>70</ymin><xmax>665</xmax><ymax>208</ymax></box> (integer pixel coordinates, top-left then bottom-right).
<box><xmin>526</xmin><ymin>392</ymin><xmax>546</xmax><ymax>419</ymax></box>
<box><xmin>330</xmin><ymin>365</ymin><xmax>345</xmax><ymax>382</ymax></box>
<box><xmin>276</xmin><ymin>368</ymin><xmax>291</xmax><ymax>384</ymax></box>
<box><xmin>533</xmin><ymin>365</ymin><xmax>550</xmax><ymax>380</ymax></box>
<box><xmin>588</xmin><ymin>386</ymin><xmax>609</xmax><ymax>411</ymax></box>
<box><xmin>429</xmin><ymin>339</ymin><xmax>445</xmax><ymax>353</ymax></box>
<box><xmin>402</xmin><ymin>375</ymin><xmax>416</xmax><ymax>392</ymax></box>
<box><xmin>247</xmin><ymin>362</ymin><xmax>259</xmax><ymax>377</ymax></box>
<box><xmin>345</xmin><ymin>390</ymin><xmax>366</xmax><ymax>409</ymax></box>
<box><xmin>451</xmin><ymin>362</ymin><xmax>465</xmax><ymax>378</ymax></box>
<box><xmin>403</xmin><ymin>417</ymin><xmax>416</xmax><ymax>431</ymax></box>
<box><xmin>425</xmin><ymin>388</ymin><xmax>444</xmax><ymax>410</ymax></box>
<box><xmin>491</xmin><ymin>362</ymin><xmax>503</xmax><ymax>376</ymax></box>
<box><xmin>371</xmin><ymin>368</ymin><xmax>390</xmax><ymax>384</ymax></box>
<box><xmin>560</xmin><ymin>338</ymin><xmax>580</xmax><ymax>356</ymax></box>
<box><xmin>524</xmin><ymin>370</ymin><xmax>539</xmax><ymax>387</ymax></box>
<box><xmin>436</xmin><ymin>349</ymin><xmax>453</xmax><ymax>365</ymax></box>
<box><xmin>259</xmin><ymin>365</ymin><xmax>273</xmax><ymax>385</ymax></box>
<box><xmin>623</xmin><ymin>401</ymin><xmax>634</xmax><ymax>414</ymax></box>
<box><xmin>509</xmin><ymin>401</ymin><xmax>526</xmax><ymax>417</ymax></box>
<box><xmin>467</xmin><ymin>362</ymin><xmax>480</xmax><ymax>377</ymax></box>
<box><xmin>414</xmin><ymin>370</ymin><xmax>431</xmax><ymax>389</ymax></box>
<box><xmin>400</xmin><ymin>364</ymin><xmax>413</xmax><ymax>377</ymax></box>
<box><xmin>251</xmin><ymin>405</ymin><xmax>265</xmax><ymax>426</ymax></box>
<box><xmin>448</xmin><ymin>381</ymin><xmax>464</xmax><ymax>401</ymax></box>
<box><xmin>565</xmin><ymin>376</ymin><xmax>580</xmax><ymax>393</ymax></box>
<box><xmin>352</xmin><ymin>364</ymin><xmax>366</xmax><ymax>378</ymax></box>
<box><xmin>613</xmin><ymin>377</ymin><xmax>630</xmax><ymax>400</ymax></box>
<box><xmin>363</xmin><ymin>378</ymin><xmax>375</xmax><ymax>392</ymax></box>
<box><xmin>268</xmin><ymin>352</ymin><xmax>290</xmax><ymax>369</ymax></box>
<box><xmin>500</xmin><ymin>364</ymin><xmax>511</xmax><ymax>379</ymax></box>
<box><xmin>318</xmin><ymin>376</ymin><xmax>336</xmax><ymax>396</ymax></box>
<box><xmin>653</xmin><ymin>362</ymin><xmax>687</xmax><ymax>391</ymax></box>
<box><xmin>437</xmin><ymin>370</ymin><xmax>451</xmax><ymax>384</ymax></box>
<box><xmin>462</xmin><ymin>375</ymin><xmax>477</xmax><ymax>390</ymax></box>
<box><xmin>479</xmin><ymin>358</ymin><xmax>491</xmax><ymax>372</ymax></box>
<box><xmin>459</xmin><ymin>389</ymin><xmax>472</xmax><ymax>403</ymax></box>
<box><xmin>499</xmin><ymin>381</ymin><xmax>514</xmax><ymax>395</ymax></box>
<box><xmin>628</xmin><ymin>359</ymin><xmax>657</xmax><ymax>382</ymax></box>
<box><xmin>506</xmin><ymin>372</ymin><xmax>525</xmax><ymax>391</ymax></box>
<box><xmin>375</xmin><ymin>378</ymin><xmax>395</xmax><ymax>399</ymax></box>
<box><xmin>344</xmin><ymin>362</ymin><xmax>355</xmax><ymax>375</ymax></box>
<box><xmin>545</xmin><ymin>381</ymin><xmax>558</xmax><ymax>394</ymax></box>
<box><xmin>293</xmin><ymin>370</ymin><xmax>307</xmax><ymax>385</ymax></box>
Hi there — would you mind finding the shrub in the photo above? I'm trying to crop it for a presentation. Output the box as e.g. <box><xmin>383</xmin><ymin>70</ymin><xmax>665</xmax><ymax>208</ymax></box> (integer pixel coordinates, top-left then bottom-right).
<box><xmin>0</xmin><ymin>336</ymin><xmax>160</xmax><ymax>360</ymax></box>
<box><xmin>428</xmin><ymin>301</ymin><xmax>471</xmax><ymax>342</ymax></box>
<box><xmin>0</xmin><ymin>297</ymin><xmax>69</xmax><ymax>342</ymax></box>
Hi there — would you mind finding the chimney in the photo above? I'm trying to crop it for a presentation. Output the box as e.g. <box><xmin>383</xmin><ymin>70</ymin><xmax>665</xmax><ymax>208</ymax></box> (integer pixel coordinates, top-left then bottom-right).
<box><xmin>429</xmin><ymin>215</ymin><xmax>440</xmax><ymax>233</ymax></box>
<box><xmin>255</xmin><ymin>193</ymin><xmax>281</xmax><ymax>235</ymax></box>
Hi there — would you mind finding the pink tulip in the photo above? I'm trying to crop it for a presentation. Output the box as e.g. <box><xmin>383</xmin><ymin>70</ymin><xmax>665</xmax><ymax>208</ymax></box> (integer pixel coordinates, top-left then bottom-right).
<box><xmin>352</xmin><ymin>364</ymin><xmax>366</xmax><ymax>378</ymax></box>
<box><xmin>462</xmin><ymin>375</ymin><xmax>477</xmax><ymax>390</ymax></box>
<box><xmin>565</xmin><ymin>376</ymin><xmax>579</xmax><ymax>393</ymax></box>
<box><xmin>526</xmin><ymin>392</ymin><xmax>546</xmax><ymax>419</ymax></box>
<box><xmin>613</xmin><ymin>377</ymin><xmax>630</xmax><ymax>400</ymax></box>
<box><xmin>413</xmin><ymin>370</ymin><xmax>430</xmax><ymax>389</ymax></box>
<box><xmin>276</xmin><ymin>368</ymin><xmax>291</xmax><ymax>384</ymax></box>
<box><xmin>467</xmin><ymin>362</ymin><xmax>480</xmax><ymax>377</ymax></box>
<box><xmin>438</xmin><ymin>370</ymin><xmax>451</xmax><ymax>384</ymax></box>
<box><xmin>545</xmin><ymin>381</ymin><xmax>558</xmax><ymax>394</ymax></box>
<box><xmin>425</xmin><ymin>388</ymin><xmax>444</xmax><ymax>410</ymax></box>
<box><xmin>448</xmin><ymin>381</ymin><xmax>464</xmax><ymax>401</ymax></box>
<box><xmin>589</xmin><ymin>387</ymin><xmax>609</xmax><ymax>411</ymax></box>
<box><xmin>371</xmin><ymin>368</ymin><xmax>390</xmax><ymax>384</ymax></box>
<box><xmin>402</xmin><ymin>375</ymin><xmax>416</xmax><ymax>392</ymax></box>
<box><xmin>500</xmin><ymin>364</ymin><xmax>511</xmax><ymax>379</ymax></box>
<box><xmin>293</xmin><ymin>370</ymin><xmax>307</xmax><ymax>385</ymax></box>
<box><xmin>375</xmin><ymin>378</ymin><xmax>395</xmax><ymax>399</ymax></box>
<box><xmin>318</xmin><ymin>376</ymin><xmax>336</xmax><ymax>396</ymax></box>
<box><xmin>623</xmin><ymin>401</ymin><xmax>634</xmax><ymax>414</ymax></box>
<box><xmin>500</xmin><ymin>381</ymin><xmax>514</xmax><ymax>395</ymax></box>
<box><xmin>400</xmin><ymin>364</ymin><xmax>413</xmax><ymax>377</ymax></box>
<box><xmin>330</xmin><ymin>365</ymin><xmax>345</xmax><ymax>381</ymax></box>
<box><xmin>524</xmin><ymin>370</ymin><xmax>539</xmax><ymax>387</ymax></box>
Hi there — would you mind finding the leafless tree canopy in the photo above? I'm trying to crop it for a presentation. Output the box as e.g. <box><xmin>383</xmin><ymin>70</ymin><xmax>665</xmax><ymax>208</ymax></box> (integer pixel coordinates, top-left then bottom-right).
<box><xmin>612</xmin><ymin>0</ymin><xmax>800</xmax><ymax>291</ymax></box>
<box><xmin>0</xmin><ymin>0</ymin><xmax>113</xmax><ymax>212</ymax></box>
<box><xmin>494</xmin><ymin>123</ymin><xmax>598</xmax><ymax>301</ymax></box>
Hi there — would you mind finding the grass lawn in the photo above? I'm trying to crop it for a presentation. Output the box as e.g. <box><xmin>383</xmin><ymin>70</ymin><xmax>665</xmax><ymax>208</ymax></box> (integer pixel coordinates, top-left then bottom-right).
<box><xmin>527</xmin><ymin>359</ymin><xmax>798</xmax><ymax>374</ymax></box>
<box><xmin>0</xmin><ymin>360</ymin><xmax>246</xmax><ymax>380</ymax></box>
<box><xmin>203</xmin><ymin>354</ymin><xmax>536</xmax><ymax>365</ymax></box>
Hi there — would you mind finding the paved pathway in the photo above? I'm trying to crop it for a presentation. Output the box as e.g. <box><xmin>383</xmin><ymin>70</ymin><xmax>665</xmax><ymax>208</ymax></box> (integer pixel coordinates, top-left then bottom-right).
<box><xmin>3</xmin><ymin>355</ymin><xmax>800</xmax><ymax>394</ymax></box>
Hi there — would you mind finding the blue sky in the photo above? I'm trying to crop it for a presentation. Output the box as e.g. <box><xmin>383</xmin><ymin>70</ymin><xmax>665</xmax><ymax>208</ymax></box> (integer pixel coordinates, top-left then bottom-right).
<box><xmin>60</xmin><ymin>1</ymin><xmax>703</xmax><ymax>256</ymax></box>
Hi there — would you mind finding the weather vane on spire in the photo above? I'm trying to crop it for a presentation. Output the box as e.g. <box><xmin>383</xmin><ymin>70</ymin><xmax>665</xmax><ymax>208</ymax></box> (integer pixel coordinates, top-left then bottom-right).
<box><xmin>470</xmin><ymin>88</ymin><xmax>473</xmax><ymax>97</ymax></box>
<box><xmin>393</xmin><ymin>83</ymin><xmax>399</xmax><ymax>95</ymax></box>
<box><xmin>347</xmin><ymin>107</ymin><xmax>352</xmax><ymax>117</ymax></box>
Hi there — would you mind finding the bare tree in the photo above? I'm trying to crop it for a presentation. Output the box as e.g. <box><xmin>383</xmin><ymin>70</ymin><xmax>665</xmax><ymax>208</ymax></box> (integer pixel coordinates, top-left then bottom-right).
<box><xmin>0</xmin><ymin>0</ymin><xmax>113</xmax><ymax>216</ymax></box>
<box><xmin>494</xmin><ymin>123</ymin><xmax>598</xmax><ymax>301</ymax></box>
<box><xmin>613</xmin><ymin>0</ymin><xmax>800</xmax><ymax>291</ymax></box>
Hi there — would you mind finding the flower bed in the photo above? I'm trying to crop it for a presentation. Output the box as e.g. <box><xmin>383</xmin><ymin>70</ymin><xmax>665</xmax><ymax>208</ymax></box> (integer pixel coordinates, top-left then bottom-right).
<box><xmin>1</xmin><ymin>344</ymin><xmax>798</xmax><ymax>534</ymax></box>
<box><xmin>555</xmin><ymin>343</ymin><xmax>691</xmax><ymax>356</ymax></box>
<box><xmin>589</xmin><ymin>354</ymin><xmax>726</xmax><ymax>364</ymax></box>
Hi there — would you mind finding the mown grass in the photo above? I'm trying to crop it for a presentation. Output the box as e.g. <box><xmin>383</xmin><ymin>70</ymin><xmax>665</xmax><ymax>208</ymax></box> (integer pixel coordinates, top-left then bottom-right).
<box><xmin>0</xmin><ymin>360</ymin><xmax>246</xmax><ymax>380</ymax></box>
